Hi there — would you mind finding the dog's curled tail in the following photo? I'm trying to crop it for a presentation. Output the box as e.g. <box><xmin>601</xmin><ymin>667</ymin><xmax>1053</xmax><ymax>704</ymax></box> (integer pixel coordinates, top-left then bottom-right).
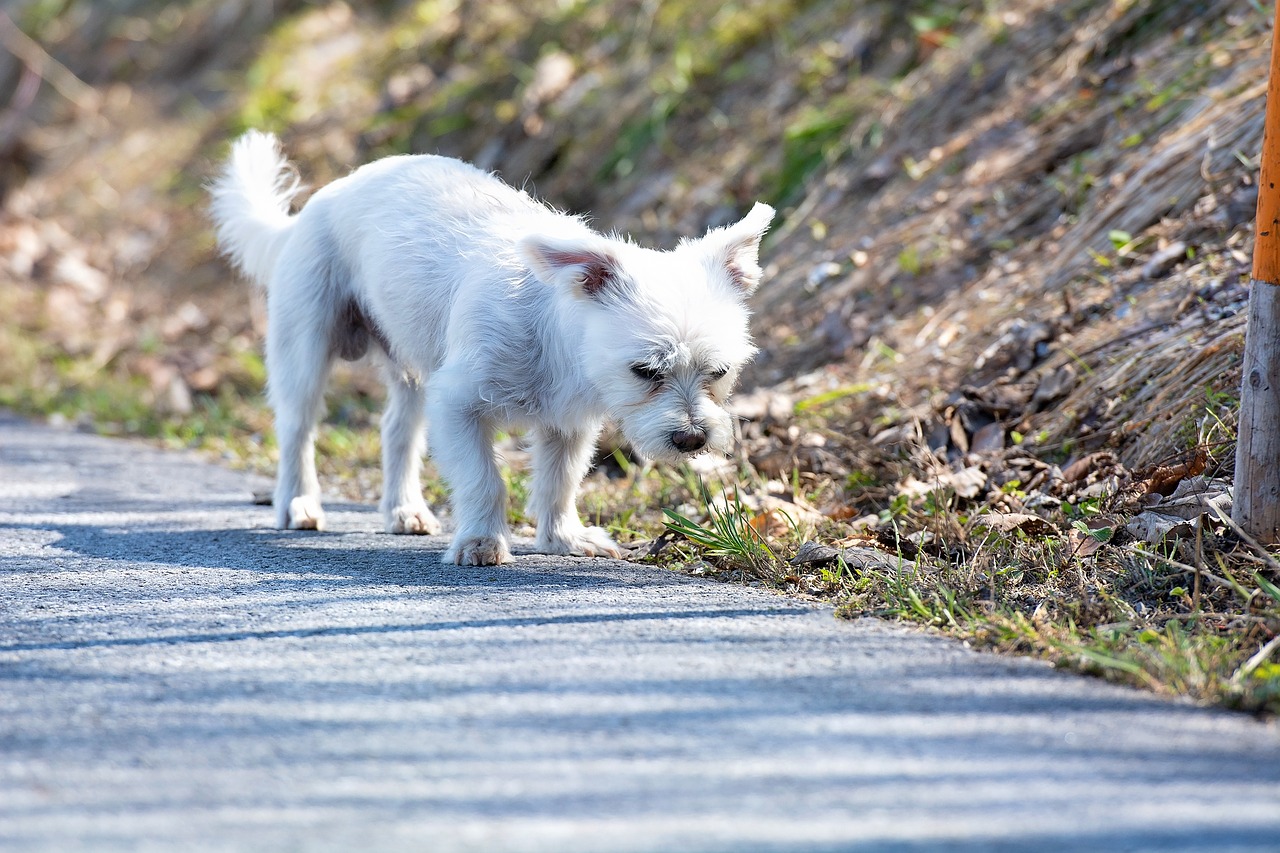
<box><xmin>209</xmin><ymin>130</ymin><xmax>302</xmax><ymax>286</ymax></box>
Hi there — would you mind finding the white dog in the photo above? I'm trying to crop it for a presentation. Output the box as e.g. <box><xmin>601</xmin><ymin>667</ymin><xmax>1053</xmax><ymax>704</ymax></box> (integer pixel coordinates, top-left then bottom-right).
<box><xmin>211</xmin><ymin>131</ymin><xmax>773</xmax><ymax>565</ymax></box>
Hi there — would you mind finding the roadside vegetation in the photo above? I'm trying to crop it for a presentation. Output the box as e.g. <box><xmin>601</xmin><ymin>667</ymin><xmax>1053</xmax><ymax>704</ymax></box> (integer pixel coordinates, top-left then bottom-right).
<box><xmin>642</xmin><ymin>456</ymin><xmax>1280</xmax><ymax>715</ymax></box>
<box><xmin>2</xmin><ymin>0</ymin><xmax>1277</xmax><ymax>713</ymax></box>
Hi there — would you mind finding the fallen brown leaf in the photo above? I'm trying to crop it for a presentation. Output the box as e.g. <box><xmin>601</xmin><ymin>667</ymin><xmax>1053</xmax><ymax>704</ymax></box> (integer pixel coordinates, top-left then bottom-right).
<box><xmin>972</xmin><ymin>512</ymin><xmax>1057</xmax><ymax>536</ymax></box>
<box><xmin>1138</xmin><ymin>448</ymin><xmax>1208</xmax><ymax>497</ymax></box>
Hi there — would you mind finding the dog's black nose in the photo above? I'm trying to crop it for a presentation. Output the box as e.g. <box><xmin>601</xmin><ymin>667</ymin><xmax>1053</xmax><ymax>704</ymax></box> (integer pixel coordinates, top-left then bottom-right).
<box><xmin>671</xmin><ymin>428</ymin><xmax>707</xmax><ymax>453</ymax></box>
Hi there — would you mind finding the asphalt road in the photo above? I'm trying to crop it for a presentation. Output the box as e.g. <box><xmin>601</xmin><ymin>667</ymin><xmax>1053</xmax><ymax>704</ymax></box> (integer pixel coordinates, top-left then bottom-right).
<box><xmin>1</xmin><ymin>413</ymin><xmax>1278</xmax><ymax>852</ymax></box>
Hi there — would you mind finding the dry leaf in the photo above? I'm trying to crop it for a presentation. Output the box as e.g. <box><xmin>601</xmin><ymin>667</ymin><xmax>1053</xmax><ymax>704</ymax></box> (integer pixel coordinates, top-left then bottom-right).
<box><xmin>1125</xmin><ymin>512</ymin><xmax>1194</xmax><ymax>545</ymax></box>
<box><xmin>899</xmin><ymin>465</ymin><xmax>987</xmax><ymax>500</ymax></box>
<box><xmin>1154</xmin><ymin>476</ymin><xmax>1232</xmax><ymax>519</ymax></box>
<box><xmin>1139</xmin><ymin>449</ymin><xmax>1208</xmax><ymax>497</ymax></box>
<box><xmin>822</xmin><ymin>503</ymin><xmax>859</xmax><ymax>520</ymax></box>
<box><xmin>748</xmin><ymin>508</ymin><xmax>791</xmax><ymax>540</ymax></box>
<box><xmin>973</xmin><ymin>512</ymin><xmax>1057</xmax><ymax>536</ymax></box>
<box><xmin>1060</xmin><ymin>451</ymin><xmax>1117</xmax><ymax>484</ymax></box>
<box><xmin>1031</xmin><ymin>364</ymin><xmax>1077</xmax><ymax>407</ymax></box>
<box><xmin>970</xmin><ymin>421</ymin><xmax>1005</xmax><ymax>454</ymax></box>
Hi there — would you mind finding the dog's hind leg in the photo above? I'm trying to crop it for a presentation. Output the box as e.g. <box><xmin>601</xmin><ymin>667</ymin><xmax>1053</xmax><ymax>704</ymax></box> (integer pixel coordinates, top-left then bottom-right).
<box><xmin>266</xmin><ymin>257</ymin><xmax>335</xmax><ymax>531</ymax></box>
<box><xmin>379</xmin><ymin>365</ymin><xmax>442</xmax><ymax>535</ymax></box>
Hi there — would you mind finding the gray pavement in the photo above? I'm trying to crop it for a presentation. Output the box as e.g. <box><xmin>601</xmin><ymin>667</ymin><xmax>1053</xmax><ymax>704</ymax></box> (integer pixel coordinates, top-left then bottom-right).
<box><xmin>0</xmin><ymin>412</ymin><xmax>1278</xmax><ymax>852</ymax></box>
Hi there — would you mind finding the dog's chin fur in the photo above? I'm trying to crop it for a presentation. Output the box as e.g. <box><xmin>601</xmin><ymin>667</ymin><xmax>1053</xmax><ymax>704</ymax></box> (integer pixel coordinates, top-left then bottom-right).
<box><xmin>211</xmin><ymin>130</ymin><xmax>773</xmax><ymax>565</ymax></box>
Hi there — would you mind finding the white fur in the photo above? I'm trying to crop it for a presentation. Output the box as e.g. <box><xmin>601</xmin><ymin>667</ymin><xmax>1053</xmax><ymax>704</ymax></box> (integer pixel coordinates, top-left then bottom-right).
<box><xmin>209</xmin><ymin>131</ymin><xmax>301</xmax><ymax>284</ymax></box>
<box><xmin>210</xmin><ymin>131</ymin><xmax>773</xmax><ymax>566</ymax></box>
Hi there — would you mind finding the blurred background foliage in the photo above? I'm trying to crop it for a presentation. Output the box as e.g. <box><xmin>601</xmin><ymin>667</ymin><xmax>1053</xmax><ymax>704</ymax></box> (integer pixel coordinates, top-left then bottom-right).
<box><xmin>0</xmin><ymin>0</ymin><xmax>946</xmax><ymax>441</ymax></box>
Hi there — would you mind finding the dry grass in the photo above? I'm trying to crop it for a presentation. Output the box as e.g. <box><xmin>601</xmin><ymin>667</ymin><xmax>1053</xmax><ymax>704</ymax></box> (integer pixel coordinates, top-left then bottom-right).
<box><xmin>652</xmin><ymin>453</ymin><xmax>1280</xmax><ymax>714</ymax></box>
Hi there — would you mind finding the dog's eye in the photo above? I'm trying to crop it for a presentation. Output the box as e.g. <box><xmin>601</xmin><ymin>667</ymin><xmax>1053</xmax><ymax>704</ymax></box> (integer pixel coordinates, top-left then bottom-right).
<box><xmin>707</xmin><ymin>366</ymin><xmax>729</xmax><ymax>382</ymax></box>
<box><xmin>631</xmin><ymin>363</ymin><xmax>664</xmax><ymax>384</ymax></box>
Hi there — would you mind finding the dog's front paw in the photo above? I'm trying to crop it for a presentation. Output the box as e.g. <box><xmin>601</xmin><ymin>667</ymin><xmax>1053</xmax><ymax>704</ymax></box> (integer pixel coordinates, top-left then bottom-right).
<box><xmin>445</xmin><ymin>535</ymin><xmax>512</xmax><ymax>566</ymax></box>
<box><xmin>384</xmin><ymin>503</ymin><xmax>443</xmax><ymax>536</ymax></box>
<box><xmin>283</xmin><ymin>495</ymin><xmax>325</xmax><ymax>531</ymax></box>
<box><xmin>537</xmin><ymin>525</ymin><xmax>623</xmax><ymax>559</ymax></box>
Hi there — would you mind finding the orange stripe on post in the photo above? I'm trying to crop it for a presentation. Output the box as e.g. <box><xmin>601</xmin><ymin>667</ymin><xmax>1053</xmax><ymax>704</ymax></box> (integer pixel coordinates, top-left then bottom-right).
<box><xmin>1254</xmin><ymin>14</ymin><xmax>1280</xmax><ymax>285</ymax></box>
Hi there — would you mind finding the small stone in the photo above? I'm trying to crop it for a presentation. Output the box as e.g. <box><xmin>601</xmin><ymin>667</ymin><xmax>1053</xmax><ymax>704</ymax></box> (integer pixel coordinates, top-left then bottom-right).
<box><xmin>790</xmin><ymin>541</ymin><xmax>841</xmax><ymax>567</ymax></box>
<box><xmin>806</xmin><ymin>261</ymin><xmax>844</xmax><ymax>290</ymax></box>
<box><xmin>1142</xmin><ymin>241</ymin><xmax>1188</xmax><ymax>280</ymax></box>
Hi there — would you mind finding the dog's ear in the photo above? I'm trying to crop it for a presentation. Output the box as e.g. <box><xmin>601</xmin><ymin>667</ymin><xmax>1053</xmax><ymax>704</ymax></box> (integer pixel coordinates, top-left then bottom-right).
<box><xmin>518</xmin><ymin>234</ymin><xmax>621</xmax><ymax>300</ymax></box>
<box><xmin>696</xmin><ymin>202</ymin><xmax>775</xmax><ymax>295</ymax></box>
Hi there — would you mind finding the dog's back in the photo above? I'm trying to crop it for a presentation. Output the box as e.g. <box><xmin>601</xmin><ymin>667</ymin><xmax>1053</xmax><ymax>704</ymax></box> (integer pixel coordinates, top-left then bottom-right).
<box><xmin>211</xmin><ymin>133</ymin><xmax>590</xmax><ymax>304</ymax></box>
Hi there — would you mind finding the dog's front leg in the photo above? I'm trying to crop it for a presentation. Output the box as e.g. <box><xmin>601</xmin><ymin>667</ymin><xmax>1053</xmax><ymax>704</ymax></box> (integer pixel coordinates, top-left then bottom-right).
<box><xmin>528</xmin><ymin>425</ymin><xmax>621</xmax><ymax>559</ymax></box>
<box><xmin>429</xmin><ymin>396</ymin><xmax>511</xmax><ymax>566</ymax></box>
